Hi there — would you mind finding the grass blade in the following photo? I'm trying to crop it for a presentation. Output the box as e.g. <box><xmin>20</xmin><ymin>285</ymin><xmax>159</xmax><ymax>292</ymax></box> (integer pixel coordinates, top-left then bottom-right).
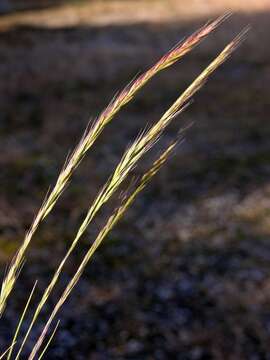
<box><xmin>7</xmin><ymin>281</ymin><xmax>38</xmax><ymax>360</ymax></box>
<box><xmin>1</xmin><ymin>344</ymin><xmax>17</xmax><ymax>360</ymax></box>
<box><xmin>37</xmin><ymin>320</ymin><xmax>60</xmax><ymax>360</ymax></box>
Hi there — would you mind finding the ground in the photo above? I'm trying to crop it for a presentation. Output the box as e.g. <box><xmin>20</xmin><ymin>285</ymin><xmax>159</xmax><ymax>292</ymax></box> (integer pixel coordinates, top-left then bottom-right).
<box><xmin>0</xmin><ymin>0</ymin><xmax>270</xmax><ymax>359</ymax></box>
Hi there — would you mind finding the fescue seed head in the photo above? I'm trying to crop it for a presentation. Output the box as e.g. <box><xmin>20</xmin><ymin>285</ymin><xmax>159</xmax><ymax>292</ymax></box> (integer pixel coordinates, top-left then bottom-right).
<box><xmin>0</xmin><ymin>16</ymin><xmax>226</xmax><ymax>316</ymax></box>
<box><xmin>28</xmin><ymin>29</ymin><xmax>247</xmax><ymax>358</ymax></box>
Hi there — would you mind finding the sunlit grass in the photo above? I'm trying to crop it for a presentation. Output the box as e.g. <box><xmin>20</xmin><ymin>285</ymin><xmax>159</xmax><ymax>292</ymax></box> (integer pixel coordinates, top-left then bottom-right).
<box><xmin>0</xmin><ymin>14</ymin><xmax>247</xmax><ymax>358</ymax></box>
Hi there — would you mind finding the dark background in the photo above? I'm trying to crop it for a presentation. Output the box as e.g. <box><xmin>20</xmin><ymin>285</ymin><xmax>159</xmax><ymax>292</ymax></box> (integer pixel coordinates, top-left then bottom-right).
<box><xmin>0</xmin><ymin>0</ymin><xmax>270</xmax><ymax>359</ymax></box>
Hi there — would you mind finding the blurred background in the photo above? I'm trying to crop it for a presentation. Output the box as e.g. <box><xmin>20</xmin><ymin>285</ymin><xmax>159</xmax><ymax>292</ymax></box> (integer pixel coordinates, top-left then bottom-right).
<box><xmin>0</xmin><ymin>0</ymin><xmax>270</xmax><ymax>359</ymax></box>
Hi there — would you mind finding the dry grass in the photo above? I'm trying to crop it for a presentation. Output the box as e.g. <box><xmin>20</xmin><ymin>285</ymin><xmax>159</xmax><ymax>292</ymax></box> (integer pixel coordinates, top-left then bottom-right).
<box><xmin>0</xmin><ymin>12</ymin><xmax>247</xmax><ymax>358</ymax></box>
<box><xmin>0</xmin><ymin>14</ymin><xmax>226</xmax><ymax>316</ymax></box>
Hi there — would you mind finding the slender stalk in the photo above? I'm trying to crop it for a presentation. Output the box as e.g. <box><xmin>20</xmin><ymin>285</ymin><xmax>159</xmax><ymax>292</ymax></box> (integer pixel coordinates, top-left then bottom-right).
<box><xmin>7</xmin><ymin>281</ymin><xmax>37</xmax><ymax>360</ymax></box>
<box><xmin>0</xmin><ymin>15</ymin><xmax>227</xmax><ymax>315</ymax></box>
<box><xmin>0</xmin><ymin>345</ymin><xmax>15</xmax><ymax>360</ymax></box>
<box><xmin>37</xmin><ymin>320</ymin><xmax>60</xmax><ymax>360</ymax></box>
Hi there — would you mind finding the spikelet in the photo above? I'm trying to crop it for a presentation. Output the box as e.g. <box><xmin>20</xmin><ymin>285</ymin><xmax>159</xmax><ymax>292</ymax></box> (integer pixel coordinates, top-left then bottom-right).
<box><xmin>28</xmin><ymin>30</ymin><xmax>247</xmax><ymax>359</ymax></box>
<box><xmin>0</xmin><ymin>16</ymin><xmax>227</xmax><ymax>315</ymax></box>
<box><xmin>15</xmin><ymin>76</ymin><xmax>188</xmax><ymax>360</ymax></box>
<box><xmin>29</xmin><ymin>138</ymin><xmax>181</xmax><ymax>360</ymax></box>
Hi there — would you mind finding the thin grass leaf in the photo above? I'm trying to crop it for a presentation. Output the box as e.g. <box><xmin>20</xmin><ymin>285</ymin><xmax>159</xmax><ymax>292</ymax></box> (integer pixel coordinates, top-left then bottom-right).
<box><xmin>0</xmin><ymin>15</ymin><xmax>226</xmax><ymax>315</ymax></box>
<box><xmin>7</xmin><ymin>281</ymin><xmax>38</xmax><ymax>360</ymax></box>
<box><xmin>37</xmin><ymin>320</ymin><xmax>60</xmax><ymax>360</ymax></box>
<box><xmin>0</xmin><ymin>344</ymin><xmax>16</xmax><ymax>360</ymax></box>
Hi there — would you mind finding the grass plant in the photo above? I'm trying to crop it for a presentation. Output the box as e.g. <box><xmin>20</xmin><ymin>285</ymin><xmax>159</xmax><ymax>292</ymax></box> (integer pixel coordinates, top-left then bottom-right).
<box><xmin>0</xmin><ymin>15</ymin><xmax>227</xmax><ymax>316</ymax></box>
<box><xmin>0</xmin><ymin>14</ymin><xmax>247</xmax><ymax>358</ymax></box>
